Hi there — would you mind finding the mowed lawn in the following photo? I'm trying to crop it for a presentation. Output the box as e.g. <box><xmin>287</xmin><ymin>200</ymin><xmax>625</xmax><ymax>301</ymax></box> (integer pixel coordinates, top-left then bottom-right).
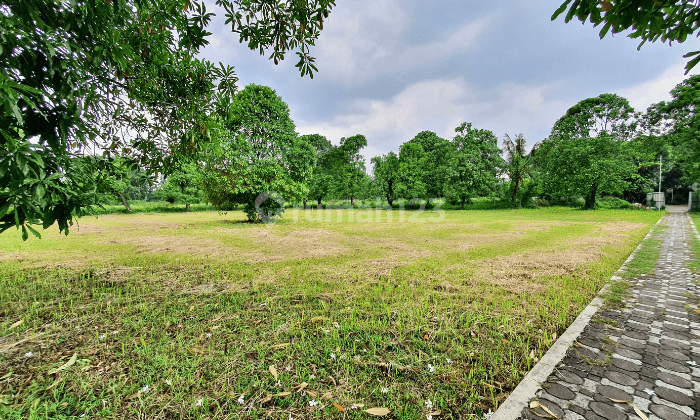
<box><xmin>0</xmin><ymin>208</ymin><xmax>661</xmax><ymax>419</ymax></box>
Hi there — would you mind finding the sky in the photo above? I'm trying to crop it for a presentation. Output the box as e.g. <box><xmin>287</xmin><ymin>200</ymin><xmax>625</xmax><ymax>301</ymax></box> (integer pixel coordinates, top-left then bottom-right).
<box><xmin>198</xmin><ymin>0</ymin><xmax>699</xmax><ymax>167</ymax></box>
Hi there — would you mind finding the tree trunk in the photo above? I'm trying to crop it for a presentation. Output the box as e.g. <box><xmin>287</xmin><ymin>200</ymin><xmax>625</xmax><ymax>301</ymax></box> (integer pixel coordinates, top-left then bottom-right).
<box><xmin>387</xmin><ymin>197</ymin><xmax>393</xmax><ymax>207</ymax></box>
<box><xmin>317</xmin><ymin>197</ymin><xmax>322</xmax><ymax>207</ymax></box>
<box><xmin>303</xmin><ymin>200</ymin><xmax>307</xmax><ymax>210</ymax></box>
<box><xmin>350</xmin><ymin>195</ymin><xmax>354</xmax><ymax>207</ymax></box>
<box><xmin>186</xmin><ymin>203</ymin><xmax>191</xmax><ymax>212</ymax></box>
<box><xmin>460</xmin><ymin>196</ymin><xmax>466</xmax><ymax>210</ymax></box>
<box><xmin>584</xmin><ymin>184</ymin><xmax>598</xmax><ymax>209</ymax></box>
<box><xmin>117</xmin><ymin>192</ymin><xmax>131</xmax><ymax>212</ymax></box>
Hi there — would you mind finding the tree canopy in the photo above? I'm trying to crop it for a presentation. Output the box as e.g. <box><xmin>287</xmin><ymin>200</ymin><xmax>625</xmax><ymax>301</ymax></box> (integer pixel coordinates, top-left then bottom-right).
<box><xmin>552</xmin><ymin>0</ymin><xmax>700</xmax><ymax>73</ymax></box>
<box><xmin>200</xmin><ymin>84</ymin><xmax>314</xmax><ymax>222</ymax></box>
<box><xmin>1</xmin><ymin>0</ymin><xmax>335</xmax><ymax>237</ymax></box>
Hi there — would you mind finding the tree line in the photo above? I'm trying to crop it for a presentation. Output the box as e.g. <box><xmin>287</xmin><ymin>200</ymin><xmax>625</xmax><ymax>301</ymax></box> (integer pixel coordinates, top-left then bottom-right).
<box><xmin>99</xmin><ymin>75</ymin><xmax>699</xmax><ymax>220</ymax></box>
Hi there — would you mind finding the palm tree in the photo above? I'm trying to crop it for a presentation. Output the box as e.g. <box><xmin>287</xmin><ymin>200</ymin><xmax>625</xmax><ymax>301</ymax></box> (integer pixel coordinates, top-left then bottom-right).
<box><xmin>502</xmin><ymin>134</ymin><xmax>531</xmax><ymax>207</ymax></box>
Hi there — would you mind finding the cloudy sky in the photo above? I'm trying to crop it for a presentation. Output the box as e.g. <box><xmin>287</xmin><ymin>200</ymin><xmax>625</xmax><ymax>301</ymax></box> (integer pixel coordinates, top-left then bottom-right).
<box><xmin>199</xmin><ymin>0</ymin><xmax>698</xmax><ymax>166</ymax></box>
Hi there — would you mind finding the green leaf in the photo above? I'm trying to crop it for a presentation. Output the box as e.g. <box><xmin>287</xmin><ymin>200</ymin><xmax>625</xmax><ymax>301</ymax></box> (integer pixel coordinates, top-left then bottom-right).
<box><xmin>26</xmin><ymin>224</ymin><xmax>41</xmax><ymax>239</ymax></box>
<box><xmin>552</xmin><ymin>0</ymin><xmax>573</xmax><ymax>21</ymax></box>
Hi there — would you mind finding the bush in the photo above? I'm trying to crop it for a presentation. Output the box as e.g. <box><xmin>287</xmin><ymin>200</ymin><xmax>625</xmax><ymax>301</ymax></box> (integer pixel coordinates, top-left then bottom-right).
<box><xmin>596</xmin><ymin>196</ymin><xmax>632</xmax><ymax>210</ymax></box>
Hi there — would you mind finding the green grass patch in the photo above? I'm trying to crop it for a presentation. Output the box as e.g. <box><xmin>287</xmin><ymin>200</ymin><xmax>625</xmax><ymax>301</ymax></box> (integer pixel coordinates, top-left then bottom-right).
<box><xmin>92</xmin><ymin>201</ymin><xmax>217</xmax><ymax>215</ymax></box>
<box><xmin>688</xmin><ymin>214</ymin><xmax>700</xmax><ymax>274</ymax></box>
<box><xmin>620</xmin><ymin>222</ymin><xmax>667</xmax><ymax>280</ymax></box>
<box><xmin>0</xmin><ymin>208</ymin><xmax>660</xmax><ymax>419</ymax></box>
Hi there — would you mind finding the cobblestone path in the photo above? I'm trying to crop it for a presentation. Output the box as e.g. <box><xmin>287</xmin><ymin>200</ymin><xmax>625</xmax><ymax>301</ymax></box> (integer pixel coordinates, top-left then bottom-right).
<box><xmin>517</xmin><ymin>211</ymin><xmax>700</xmax><ymax>420</ymax></box>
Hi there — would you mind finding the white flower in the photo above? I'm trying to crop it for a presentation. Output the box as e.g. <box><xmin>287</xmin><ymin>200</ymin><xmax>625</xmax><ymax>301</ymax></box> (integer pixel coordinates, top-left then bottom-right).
<box><xmin>427</xmin><ymin>416</ymin><xmax>433</xmax><ymax>420</ymax></box>
<box><xmin>237</xmin><ymin>394</ymin><xmax>245</xmax><ymax>404</ymax></box>
<box><xmin>276</xmin><ymin>380</ymin><xmax>282</xmax><ymax>387</ymax></box>
<box><xmin>102</xmin><ymin>400</ymin><xmax>108</xmax><ymax>409</ymax></box>
<box><xmin>309</xmin><ymin>374</ymin><xmax>316</xmax><ymax>380</ymax></box>
<box><xmin>98</xmin><ymin>371</ymin><xmax>104</xmax><ymax>375</ymax></box>
<box><xmin>140</xmin><ymin>385</ymin><xmax>149</xmax><ymax>393</ymax></box>
<box><xmin>285</xmin><ymin>365</ymin><xmax>292</xmax><ymax>372</ymax></box>
<box><xmin>196</xmin><ymin>398</ymin><xmax>203</xmax><ymax>407</ymax></box>
<box><xmin>330</xmin><ymin>353</ymin><xmax>336</xmax><ymax>359</ymax></box>
<box><xmin>363</xmin><ymin>349</ymin><xmax>368</xmax><ymax>353</ymax></box>
<box><xmin>428</xmin><ymin>364</ymin><xmax>435</xmax><ymax>373</ymax></box>
<box><xmin>288</xmin><ymin>415</ymin><xmax>293</xmax><ymax>420</ymax></box>
<box><xmin>80</xmin><ymin>413</ymin><xmax>86</xmax><ymax>418</ymax></box>
<box><xmin>425</xmin><ymin>399</ymin><xmax>433</xmax><ymax>410</ymax></box>
<box><xmin>381</xmin><ymin>387</ymin><xmax>389</xmax><ymax>393</ymax></box>
<box><xmin>99</xmin><ymin>334</ymin><xmax>106</xmax><ymax>340</ymax></box>
<box><xmin>446</xmin><ymin>358</ymin><xmax>453</xmax><ymax>364</ymax></box>
<box><xmin>484</xmin><ymin>409</ymin><xmax>494</xmax><ymax>419</ymax></box>
<box><xmin>644</xmin><ymin>388</ymin><xmax>655</xmax><ymax>396</ymax></box>
<box><xmin>165</xmin><ymin>379</ymin><xmax>172</xmax><ymax>386</ymax></box>
<box><xmin>333</xmin><ymin>322</ymin><xmax>340</xmax><ymax>329</ymax></box>
<box><xmin>351</xmin><ymin>404</ymin><xmax>358</xmax><ymax>410</ymax></box>
<box><xmin>355</xmin><ymin>355</ymin><xmax>361</xmax><ymax>361</ymax></box>
<box><xmin>309</xmin><ymin>399</ymin><xmax>319</xmax><ymax>407</ymax></box>
<box><xmin>206</xmin><ymin>333</ymin><xmax>212</xmax><ymax>338</ymax></box>
<box><xmin>24</xmin><ymin>352</ymin><xmax>33</xmax><ymax>358</ymax></box>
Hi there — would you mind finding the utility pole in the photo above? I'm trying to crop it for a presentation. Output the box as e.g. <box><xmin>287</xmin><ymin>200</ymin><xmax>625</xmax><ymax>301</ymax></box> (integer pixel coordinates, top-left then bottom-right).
<box><xmin>658</xmin><ymin>155</ymin><xmax>662</xmax><ymax>193</ymax></box>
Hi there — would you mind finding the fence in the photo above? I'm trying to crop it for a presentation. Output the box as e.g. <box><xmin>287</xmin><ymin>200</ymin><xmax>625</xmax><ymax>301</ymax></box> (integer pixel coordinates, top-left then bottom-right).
<box><xmin>690</xmin><ymin>192</ymin><xmax>700</xmax><ymax>211</ymax></box>
<box><xmin>646</xmin><ymin>192</ymin><xmax>665</xmax><ymax>210</ymax></box>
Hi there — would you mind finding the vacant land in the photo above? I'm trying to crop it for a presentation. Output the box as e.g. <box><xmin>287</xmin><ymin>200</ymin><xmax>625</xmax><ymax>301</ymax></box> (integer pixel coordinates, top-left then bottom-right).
<box><xmin>0</xmin><ymin>208</ymin><xmax>661</xmax><ymax>419</ymax></box>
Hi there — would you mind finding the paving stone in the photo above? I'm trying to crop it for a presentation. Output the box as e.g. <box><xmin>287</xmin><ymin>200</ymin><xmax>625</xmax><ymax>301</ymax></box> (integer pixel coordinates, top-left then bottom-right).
<box><xmin>653</xmin><ymin>385</ymin><xmax>695</xmax><ymax>406</ymax></box>
<box><xmin>619</xmin><ymin>338</ymin><xmax>646</xmax><ymax>350</ymax></box>
<box><xmin>665</xmin><ymin>331</ymin><xmax>692</xmax><ymax>342</ymax></box>
<box><xmin>556</xmin><ymin>369</ymin><xmax>584</xmax><ymax>385</ymax></box>
<box><xmin>661</xmin><ymin>339</ymin><xmax>692</xmax><ymax>350</ymax></box>
<box><xmin>660</xmin><ymin>349</ymin><xmax>690</xmax><ymax>362</ymax></box>
<box><xmin>530</xmin><ymin>398</ymin><xmax>565</xmax><ymax>419</ymax></box>
<box><xmin>649</xmin><ymin>404</ymin><xmax>692</xmax><ymax>420</ymax></box>
<box><xmin>657</xmin><ymin>371</ymin><xmax>694</xmax><ymax>389</ymax></box>
<box><xmin>589</xmin><ymin>402</ymin><xmax>627</xmax><ymax>420</ymax></box>
<box><xmin>611</xmin><ymin>357</ymin><xmax>642</xmax><ymax>372</ymax></box>
<box><xmin>545</xmin><ymin>383</ymin><xmax>576</xmax><ymax>400</ymax></box>
<box><xmin>623</xmin><ymin>330</ymin><xmax>648</xmax><ymax>341</ymax></box>
<box><xmin>605</xmin><ymin>370</ymin><xmax>637</xmax><ymax>387</ymax></box>
<box><xmin>597</xmin><ymin>385</ymin><xmax>634</xmax><ymax>402</ymax></box>
<box><xmin>658</xmin><ymin>358</ymin><xmax>692</xmax><ymax>374</ymax></box>
<box><xmin>616</xmin><ymin>348</ymin><xmax>643</xmax><ymax>360</ymax></box>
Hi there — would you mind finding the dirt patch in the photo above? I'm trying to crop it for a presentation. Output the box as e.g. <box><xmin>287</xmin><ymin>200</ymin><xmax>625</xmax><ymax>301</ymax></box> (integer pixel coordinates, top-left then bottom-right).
<box><xmin>104</xmin><ymin>235</ymin><xmax>226</xmax><ymax>257</ymax></box>
<box><xmin>220</xmin><ymin>228</ymin><xmax>351</xmax><ymax>262</ymax></box>
<box><xmin>446</xmin><ymin>232</ymin><xmax>527</xmax><ymax>251</ymax></box>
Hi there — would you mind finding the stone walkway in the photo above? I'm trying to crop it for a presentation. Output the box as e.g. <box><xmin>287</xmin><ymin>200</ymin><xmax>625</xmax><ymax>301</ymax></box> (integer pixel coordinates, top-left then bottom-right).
<box><xmin>514</xmin><ymin>210</ymin><xmax>700</xmax><ymax>420</ymax></box>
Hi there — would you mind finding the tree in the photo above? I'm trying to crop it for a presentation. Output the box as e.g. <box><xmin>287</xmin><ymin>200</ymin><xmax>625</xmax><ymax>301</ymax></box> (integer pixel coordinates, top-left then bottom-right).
<box><xmin>539</xmin><ymin>94</ymin><xmax>638</xmax><ymax>209</ymax></box>
<box><xmin>371</xmin><ymin>152</ymin><xmax>400</xmax><ymax>207</ymax></box>
<box><xmin>1</xmin><ymin>0</ymin><xmax>335</xmax><ymax>238</ymax></box>
<box><xmin>335</xmin><ymin>134</ymin><xmax>368</xmax><ymax>206</ymax></box>
<box><xmin>200</xmin><ymin>84</ymin><xmax>314</xmax><ymax>222</ymax></box>
<box><xmin>553</xmin><ymin>0</ymin><xmax>700</xmax><ymax>73</ymax></box>
<box><xmin>402</xmin><ymin>131</ymin><xmax>450</xmax><ymax>202</ymax></box>
<box><xmin>301</xmin><ymin>134</ymin><xmax>335</xmax><ymax>207</ymax></box>
<box><xmin>502</xmin><ymin>133</ymin><xmax>533</xmax><ymax>206</ymax></box>
<box><xmin>153</xmin><ymin>163</ymin><xmax>203</xmax><ymax>211</ymax></box>
<box><xmin>444</xmin><ymin>123</ymin><xmax>504</xmax><ymax>209</ymax></box>
<box><xmin>651</xmin><ymin>75</ymin><xmax>700</xmax><ymax>183</ymax></box>
<box><xmin>397</xmin><ymin>141</ymin><xmax>428</xmax><ymax>202</ymax></box>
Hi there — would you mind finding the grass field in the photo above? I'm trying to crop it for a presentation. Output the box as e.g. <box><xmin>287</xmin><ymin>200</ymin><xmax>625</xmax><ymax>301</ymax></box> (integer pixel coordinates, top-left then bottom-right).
<box><xmin>0</xmin><ymin>208</ymin><xmax>662</xmax><ymax>419</ymax></box>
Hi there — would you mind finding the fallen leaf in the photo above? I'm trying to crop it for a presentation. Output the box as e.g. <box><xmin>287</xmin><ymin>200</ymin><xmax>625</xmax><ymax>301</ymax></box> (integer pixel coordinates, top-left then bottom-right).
<box><xmin>8</xmin><ymin>320</ymin><xmax>22</xmax><ymax>330</ymax></box>
<box><xmin>275</xmin><ymin>392</ymin><xmax>292</xmax><ymax>397</ymax></box>
<box><xmin>608</xmin><ymin>398</ymin><xmax>632</xmax><ymax>404</ymax></box>
<box><xmin>295</xmin><ymin>382</ymin><xmax>308</xmax><ymax>391</ymax></box>
<box><xmin>424</xmin><ymin>334</ymin><xmax>429</xmax><ymax>340</ymax></box>
<box><xmin>259</xmin><ymin>394</ymin><xmax>272</xmax><ymax>404</ymax></box>
<box><xmin>321</xmin><ymin>392</ymin><xmax>332</xmax><ymax>400</ymax></box>
<box><xmin>354</xmin><ymin>403</ymin><xmax>365</xmax><ymax>408</ymax></box>
<box><xmin>552</xmin><ymin>333</ymin><xmax>557</xmax><ymax>340</ymax></box>
<box><xmin>364</xmin><ymin>407</ymin><xmax>391</xmax><ymax>416</ymax></box>
<box><xmin>211</xmin><ymin>325</ymin><xmax>221</xmax><ymax>330</ymax></box>
<box><xmin>211</xmin><ymin>314</ymin><xmax>223</xmax><ymax>322</ymax></box>
<box><xmin>311</xmin><ymin>317</ymin><xmax>328</xmax><ymax>322</ymax></box>
<box><xmin>633</xmin><ymin>405</ymin><xmax>649</xmax><ymax>420</ymax></box>
<box><xmin>214</xmin><ymin>302</ymin><xmax>219</xmax><ymax>307</ymax></box>
<box><xmin>695</xmin><ymin>309</ymin><xmax>700</xmax><ymax>313</ymax></box>
<box><xmin>332</xmin><ymin>402</ymin><xmax>344</xmax><ymax>411</ymax></box>
<box><xmin>269</xmin><ymin>365</ymin><xmax>278</xmax><ymax>381</ymax></box>
<box><xmin>530</xmin><ymin>401</ymin><xmax>558</xmax><ymax>419</ymax></box>
<box><xmin>45</xmin><ymin>378</ymin><xmax>63</xmax><ymax>391</ymax></box>
<box><xmin>428</xmin><ymin>410</ymin><xmax>442</xmax><ymax>416</ymax></box>
<box><xmin>49</xmin><ymin>353</ymin><xmax>77</xmax><ymax>375</ymax></box>
<box><xmin>271</xmin><ymin>343</ymin><xmax>290</xmax><ymax>349</ymax></box>
<box><xmin>529</xmin><ymin>350</ymin><xmax>535</xmax><ymax>359</ymax></box>
<box><xmin>470</xmin><ymin>331</ymin><xmax>476</xmax><ymax>337</ymax></box>
<box><xmin>189</xmin><ymin>305</ymin><xmax>194</xmax><ymax>312</ymax></box>
<box><xmin>125</xmin><ymin>392</ymin><xmax>140</xmax><ymax>401</ymax></box>
<box><xmin>502</xmin><ymin>339</ymin><xmax>509</xmax><ymax>344</ymax></box>
<box><xmin>305</xmin><ymin>390</ymin><xmax>317</xmax><ymax>397</ymax></box>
